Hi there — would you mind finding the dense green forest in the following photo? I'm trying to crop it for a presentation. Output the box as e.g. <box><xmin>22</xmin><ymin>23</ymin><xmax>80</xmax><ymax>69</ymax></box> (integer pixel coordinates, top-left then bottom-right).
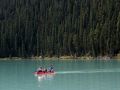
<box><xmin>0</xmin><ymin>0</ymin><xmax>120</xmax><ymax>58</ymax></box>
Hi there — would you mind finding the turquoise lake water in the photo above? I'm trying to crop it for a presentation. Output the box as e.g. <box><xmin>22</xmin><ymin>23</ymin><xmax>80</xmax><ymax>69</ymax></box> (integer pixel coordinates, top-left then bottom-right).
<box><xmin>0</xmin><ymin>60</ymin><xmax>120</xmax><ymax>90</ymax></box>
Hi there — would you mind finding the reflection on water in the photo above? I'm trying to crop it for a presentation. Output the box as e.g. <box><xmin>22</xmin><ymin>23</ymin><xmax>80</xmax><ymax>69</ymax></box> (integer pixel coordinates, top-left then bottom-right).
<box><xmin>34</xmin><ymin>74</ymin><xmax>55</xmax><ymax>82</ymax></box>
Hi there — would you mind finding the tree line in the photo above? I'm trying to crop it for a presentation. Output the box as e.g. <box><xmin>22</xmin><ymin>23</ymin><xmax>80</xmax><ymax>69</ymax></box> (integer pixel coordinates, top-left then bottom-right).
<box><xmin>0</xmin><ymin>0</ymin><xmax>120</xmax><ymax>58</ymax></box>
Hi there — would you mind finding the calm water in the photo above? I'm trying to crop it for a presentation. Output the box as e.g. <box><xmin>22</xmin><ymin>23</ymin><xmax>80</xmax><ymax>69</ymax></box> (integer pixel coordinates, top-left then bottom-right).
<box><xmin>0</xmin><ymin>60</ymin><xmax>120</xmax><ymax>90</ymax></box>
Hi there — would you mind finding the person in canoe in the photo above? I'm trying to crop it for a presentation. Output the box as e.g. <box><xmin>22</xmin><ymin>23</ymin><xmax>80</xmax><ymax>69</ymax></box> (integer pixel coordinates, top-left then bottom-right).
<box><xmin>49</xmin><ymin>65</ymin><xmax>54</xmax><ymax>72</ymax></box>
<box><xmin>44</xmin><ymin>69</ymin><xmax>47</xmax><ymax>73</ymax></box>
<box><xmin>37</xmin><ymin>67</ymin><xmax>43</xmax><ymax>72</ymax></box>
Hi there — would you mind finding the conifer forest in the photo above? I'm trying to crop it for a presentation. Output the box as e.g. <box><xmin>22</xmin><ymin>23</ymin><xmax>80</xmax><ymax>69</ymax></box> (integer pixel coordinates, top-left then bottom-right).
<box><xmin>0</xmin><ymin>0</ymin><xmax>120</xmax><ymax>58</ymax></box>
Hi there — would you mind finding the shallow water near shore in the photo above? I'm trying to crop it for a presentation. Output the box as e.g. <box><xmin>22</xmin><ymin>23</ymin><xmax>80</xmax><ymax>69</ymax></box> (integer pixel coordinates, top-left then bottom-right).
<box><xmin>0</xmin><ymin>60</ymin><xmax>120</xmax><ymax>90</ymax></box>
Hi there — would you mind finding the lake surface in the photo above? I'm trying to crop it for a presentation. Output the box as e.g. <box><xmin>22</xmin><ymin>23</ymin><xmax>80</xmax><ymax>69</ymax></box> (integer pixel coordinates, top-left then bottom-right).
<box><xmin>0</xmin><ymin>60</ymin><xmax>120</xmax><ymax>90</ymax></box>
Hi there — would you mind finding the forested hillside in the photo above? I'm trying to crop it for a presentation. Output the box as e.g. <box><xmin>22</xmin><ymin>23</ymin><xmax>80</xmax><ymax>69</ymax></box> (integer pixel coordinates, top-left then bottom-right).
<box><xmin>0</xmin><ymin>0</ymin><xmax>120</xmax><ymax>57</ymax></box>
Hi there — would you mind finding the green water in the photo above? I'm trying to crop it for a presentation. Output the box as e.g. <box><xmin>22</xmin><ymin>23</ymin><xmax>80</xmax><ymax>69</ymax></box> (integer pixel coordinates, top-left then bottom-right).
<box><xmin>0</xmin><ymin>60</ymin><xmax>120</xmax><ymax>90</ymax></box>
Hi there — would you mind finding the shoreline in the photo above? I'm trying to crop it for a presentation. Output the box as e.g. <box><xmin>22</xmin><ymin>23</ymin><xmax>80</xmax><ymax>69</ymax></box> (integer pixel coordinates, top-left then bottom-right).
<box><xmin>0</xmin><ymin>54</ymin><xmax>120</xmax><ymax>61</ymax></box>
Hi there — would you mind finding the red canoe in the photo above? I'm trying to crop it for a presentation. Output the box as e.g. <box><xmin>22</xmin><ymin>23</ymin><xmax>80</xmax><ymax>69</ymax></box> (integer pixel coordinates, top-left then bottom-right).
<box><xmin>34</xmin><ymin>71</ymin><xmax>55</xmax><ymax>75</ymax></box>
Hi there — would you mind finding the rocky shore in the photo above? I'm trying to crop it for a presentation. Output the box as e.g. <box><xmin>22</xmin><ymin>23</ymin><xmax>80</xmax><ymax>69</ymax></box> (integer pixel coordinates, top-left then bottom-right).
<box><xmin>0</xmin><ymin>54</ymin><xmax>120</xmax><ymax>61</ymax></box>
